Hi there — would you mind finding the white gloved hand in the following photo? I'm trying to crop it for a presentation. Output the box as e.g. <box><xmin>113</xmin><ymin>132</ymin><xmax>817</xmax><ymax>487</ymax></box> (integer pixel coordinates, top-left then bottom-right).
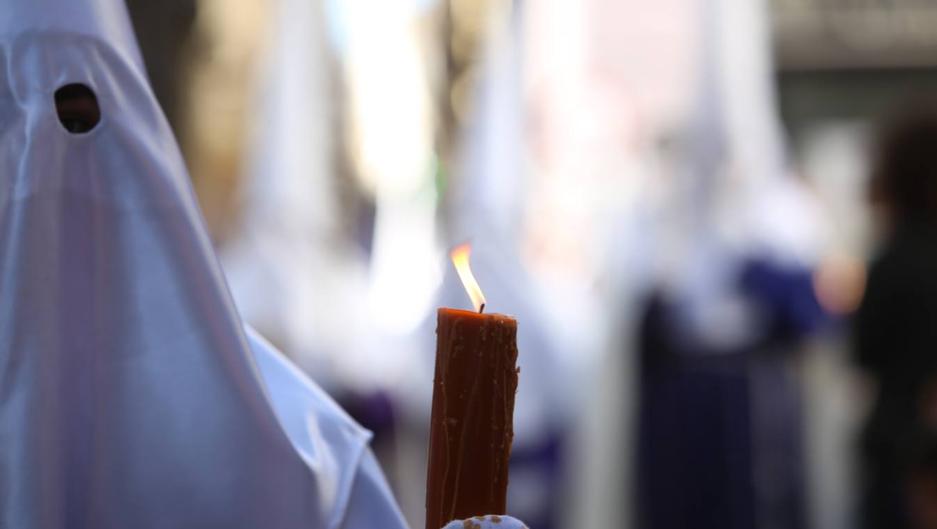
<box><xmin>442</xmin><ymin>515</ymin><xmax>528</xmax><ymax>529</ymax></box>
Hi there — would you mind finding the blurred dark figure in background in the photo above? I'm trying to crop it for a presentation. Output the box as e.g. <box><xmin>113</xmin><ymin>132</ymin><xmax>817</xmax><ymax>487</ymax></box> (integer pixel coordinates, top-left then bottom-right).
<box><xmin>637</xmin><ymin>253</ymin><xmax>825</xmax><ymax>529</ymax></box>
<box><xmin>908</xmin><ymin>439</ymin><xmax>937</xmax><ymax>529</ymax></box>
<box><xmin>854</xmin><ymin>102</ymin><xmax>937</xmax><ymax>529</ymax></box>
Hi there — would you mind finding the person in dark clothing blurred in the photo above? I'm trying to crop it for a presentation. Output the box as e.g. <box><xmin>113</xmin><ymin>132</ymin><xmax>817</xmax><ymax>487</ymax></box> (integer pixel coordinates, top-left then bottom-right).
<box><xmin>636</xmin><ymin>255</ymin><xmax>823</xmax><ymax>529</ymax></box>
<box><xmin>908</xmin><ymin>440</ymin><xmax>937</xmax><ymax>529</ymax></box>
<box><xmin>854</xmin><ymin>102</ymin><xmax>937</xmax><ymax>529</ymax></box>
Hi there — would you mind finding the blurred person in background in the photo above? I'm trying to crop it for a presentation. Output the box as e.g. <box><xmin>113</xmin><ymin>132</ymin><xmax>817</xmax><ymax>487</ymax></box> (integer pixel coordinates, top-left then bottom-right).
<box><xmin>908</xmin><ymin>441</ymin><xmax>937</xmax><ymax>529</ymax></box>
<box><xmin>412</xmin><ymin>7</ymin><xmax>573</xmax><ymax>528</ymax></box>
<box><xmin>637</xmin><ymin>217</ymin><xmax>826</xmax><ymax>529</ymax></box>
<box><xmin>634</xmin><ymin>0</ymin><xmax>829</xmax><ymax>528</ymax></box>
<box><xmin>853</xmin><ymin>101</ymin><xmax>937</xmax><ymax>529</ymax></box>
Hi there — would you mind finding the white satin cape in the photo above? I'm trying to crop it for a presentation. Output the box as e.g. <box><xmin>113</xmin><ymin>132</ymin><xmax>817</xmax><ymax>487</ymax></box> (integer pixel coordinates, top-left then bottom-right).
<box><xmin>0</xmin><ymin>1</ymin><xmax>408</xmax><ymax>527</ymax></box>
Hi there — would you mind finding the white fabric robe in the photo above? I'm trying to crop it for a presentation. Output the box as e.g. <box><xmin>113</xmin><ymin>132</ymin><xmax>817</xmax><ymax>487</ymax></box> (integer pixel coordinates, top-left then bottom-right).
<box><xmin>0</xmin><ymin>0</ymin><xmax>408</xmax><ymax>527</ymax></box>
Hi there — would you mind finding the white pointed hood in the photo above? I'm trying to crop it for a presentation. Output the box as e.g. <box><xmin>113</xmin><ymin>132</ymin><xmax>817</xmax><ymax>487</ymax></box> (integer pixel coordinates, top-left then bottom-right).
<box><xmin>668</xmin><ymin>0</ymin><xmax>825</xmax><ymax>349</ymax></box>
<box><xmin>0</xmin><ymin>1</ymin><xmax>382</xmax><ymax>527</ymax></box>
<box><xmin>437</xmin><ymin>8</ymin><xmax>568</xmax><ymax>442</ymax></box>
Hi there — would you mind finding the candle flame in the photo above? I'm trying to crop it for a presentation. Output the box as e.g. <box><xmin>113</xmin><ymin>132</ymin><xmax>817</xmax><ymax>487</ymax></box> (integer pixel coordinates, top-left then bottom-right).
<box><xmin>450</xmin><ymin>243</ymin><xmax>486</xmax><ymax>313</ymax></box>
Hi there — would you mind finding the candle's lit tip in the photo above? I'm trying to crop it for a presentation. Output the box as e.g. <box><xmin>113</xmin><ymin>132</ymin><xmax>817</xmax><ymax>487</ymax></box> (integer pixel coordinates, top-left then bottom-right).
<box><xmin>450</xmin><ymin>243</ymin><xmax>487</xmax><ymax>313</ymax></box>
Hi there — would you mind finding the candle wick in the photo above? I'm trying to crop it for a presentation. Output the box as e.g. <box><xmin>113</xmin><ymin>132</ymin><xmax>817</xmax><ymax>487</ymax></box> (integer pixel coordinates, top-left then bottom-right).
<box><xmin>479</xmin><ymin>303</ymin><xmax>485</xmax><ymax>314</ymax></box>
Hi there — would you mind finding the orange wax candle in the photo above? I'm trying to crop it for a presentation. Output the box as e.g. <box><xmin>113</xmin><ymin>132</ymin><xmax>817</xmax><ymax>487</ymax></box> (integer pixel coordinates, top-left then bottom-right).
<box><xmin>425</xmin><ymin>244</ymin><xmax>519</xmax><ymax>529</ymax></box>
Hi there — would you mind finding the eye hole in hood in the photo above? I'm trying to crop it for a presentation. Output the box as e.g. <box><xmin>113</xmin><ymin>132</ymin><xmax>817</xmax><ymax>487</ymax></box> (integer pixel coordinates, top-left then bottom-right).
<box><xmin>55</xmin><ymin>83</ymin><xmax>100</xmax><ymax>134</ymax></box>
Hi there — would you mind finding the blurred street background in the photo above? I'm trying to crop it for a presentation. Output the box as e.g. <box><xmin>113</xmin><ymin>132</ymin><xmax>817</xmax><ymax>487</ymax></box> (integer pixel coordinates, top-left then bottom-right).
<box><xmin>125</xmin><ymin>0</ymin><xmax>937</xmax><ymax>527</ymax></box>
